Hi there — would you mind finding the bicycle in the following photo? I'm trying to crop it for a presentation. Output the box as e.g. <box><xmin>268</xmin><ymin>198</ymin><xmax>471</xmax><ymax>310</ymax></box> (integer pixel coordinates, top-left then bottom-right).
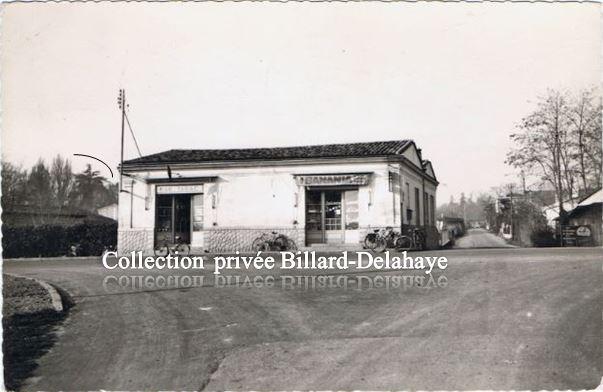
<box><xmin>394</xmin><ymin>227</ymin><xmax>426</xmax><ymax>251</ymax></box>
<box><xmin>154</xmin><ymin>235</ymin><xmax>191</xmax><ymax>257</ymax></box>
<box><xmin>364</xmin><ymin>226</ymin><xmax>401</xmax><ymax>253</ymax></box>
<box><xmin>252</xmin><ymin>232</ymin><xmax>298</xmax><ymax>251</ymax></box>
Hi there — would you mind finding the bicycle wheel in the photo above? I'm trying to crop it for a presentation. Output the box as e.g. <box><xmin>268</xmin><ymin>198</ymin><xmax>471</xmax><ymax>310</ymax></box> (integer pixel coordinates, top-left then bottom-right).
<box><xmin>154</xmin><ymin>243</ymin><xmax>169</xmax><ymax>257</ymax></box>
<box><xmin>363</xmin><ymin>233</ymin><xmax>380</xmax><ymax>250</ymax></box>
<box><xmin>273</xmin><ymin>235</ymin><xmax>289</xmax><ymax>251</ymax></box>
<box><xmin>394</xmin><ymin>235</ymin><xmax>413</xmax><ymax>251</ymax></box>
<box><xmin>414</xmin><ymin>232</ymin><xmax>425</xmax><ymax>251</ymax></box>
<box><xmin>374</xmin><ymin>237</ymin><xmax>387</xmax><ymax>253</ymax></box>
<box><xmin>286</xmin><ymin>238</ymin><xmax>298</xmax><ymax>251</ymax></box>
<box><xmin>251</xmin><ymin>237</ymin><xmax>264</xmax><ymax>251</ymax></box>
<box><xmin>173</xmin><ymin>243</ymin><xmax>190</xmax><ymax>256</ymax></box>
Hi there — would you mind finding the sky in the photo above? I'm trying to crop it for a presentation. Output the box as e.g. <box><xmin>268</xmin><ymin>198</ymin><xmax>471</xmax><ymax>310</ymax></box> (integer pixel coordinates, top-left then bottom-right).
<box><xmin>1</xmin><ymin>2</ymin><xmax>600</xmax><ymax>205</ymax></box>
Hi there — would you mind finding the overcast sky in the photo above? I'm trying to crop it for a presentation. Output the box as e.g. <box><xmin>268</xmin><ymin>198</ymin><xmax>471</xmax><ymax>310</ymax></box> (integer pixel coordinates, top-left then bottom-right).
<box><xmin>2</xmin><ymin>2</ymin><xmax>600</xmax><ymax>204</ymax></box>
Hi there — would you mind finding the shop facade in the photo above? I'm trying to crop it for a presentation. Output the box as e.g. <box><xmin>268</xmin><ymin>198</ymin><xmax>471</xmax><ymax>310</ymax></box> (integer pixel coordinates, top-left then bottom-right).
<box><xmin>117</xmin><ymin>140</ymin><xmax>438</xmax><ymax>253</ymax></box>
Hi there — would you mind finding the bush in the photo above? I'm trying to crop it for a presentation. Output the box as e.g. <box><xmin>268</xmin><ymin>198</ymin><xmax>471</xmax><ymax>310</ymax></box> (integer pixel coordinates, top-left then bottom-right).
<box><xmin>530</xmin><ymin>226</ymin><xmax>557</xmax><ymax>247</ymax></box>
<box><xmin>2</xmin><ymin>221</ymin><xmax>117</xmax><ymax>258</ymax></box>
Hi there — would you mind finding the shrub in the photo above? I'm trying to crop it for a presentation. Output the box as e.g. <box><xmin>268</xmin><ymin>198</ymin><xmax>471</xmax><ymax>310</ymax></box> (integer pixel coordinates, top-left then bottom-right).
<box><xmin>2</xmin><ymin>221</ymin><xmax>117</xmax><ymax>258</ymax></box>
<box><xmin>530</xmin><ymin>226</ymin><xmax>557</xmax><ymax>247</ymax></box>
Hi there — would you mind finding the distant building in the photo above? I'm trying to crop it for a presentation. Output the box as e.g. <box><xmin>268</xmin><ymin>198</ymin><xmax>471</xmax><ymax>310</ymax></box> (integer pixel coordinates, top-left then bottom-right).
<box><xmin>2</xmin><ymin>205</ymin><xmax>115</xmax><ymax>228</ymax></box>
<box><xmin>436</xmin><ymin>216</ymin><xmax>465</xmax><ymax>246</ymax></box>
<box><xmin>542</xmin><ymin>197</ymin><xmax>582</xmax><ymax>228</ymax></box>
<box><xmin>564</xmin><ymin>189</ymin><xmax>602</xmax><ymax>246</ymax></box>
<box><xmin>97</xmin><ymin>203</ymin><xmax>118</xmax><ymax>221</ymax></box>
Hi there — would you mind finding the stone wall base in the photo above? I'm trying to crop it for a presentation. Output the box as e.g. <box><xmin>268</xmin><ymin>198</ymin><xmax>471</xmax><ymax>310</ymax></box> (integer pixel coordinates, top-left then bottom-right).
<box><xmin>205</xmin><ymin>227</ymin><xmax>304</xmax><ymax>253</ymax></box>
<box><xmin>116</xmin><ymin>226</ymin><xmax>441</xmax><ymax>254</ymax></box>
<box><xmin>118</xmin><ymin>228</ymin><xmax>154</xmax><ymax>255</ymax></box>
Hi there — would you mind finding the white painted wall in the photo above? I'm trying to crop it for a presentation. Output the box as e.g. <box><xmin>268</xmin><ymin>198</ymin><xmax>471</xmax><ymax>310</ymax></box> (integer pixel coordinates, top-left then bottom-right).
<box><xmin>119</xmin><ymin>159</ymin><xmax>437</xmax><ymax>248</ymax></box>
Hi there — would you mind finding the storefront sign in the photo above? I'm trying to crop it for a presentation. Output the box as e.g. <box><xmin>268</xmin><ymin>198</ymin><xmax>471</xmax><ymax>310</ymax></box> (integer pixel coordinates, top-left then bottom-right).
<box><xmin>295</xmin><ymin>173</ymin><xmax>371</xmax><ymax>187</ymax></box>
<box><xmin>576</xmin><ymin>225</ymin><xmax>591</xmax><ymax>237</ymax></box>
<box><xmin>156</xmin><ymin>184</ymin><xmax>204</xmax><ymax>194</ymax></box>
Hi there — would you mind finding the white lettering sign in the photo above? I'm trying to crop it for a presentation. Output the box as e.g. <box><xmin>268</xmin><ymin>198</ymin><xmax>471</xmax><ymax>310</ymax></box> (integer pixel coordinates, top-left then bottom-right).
<box><xmin>295</xmin><ymin>174</ymin><xmax>370</xmax><ymax>186</ymax></box>
<box><xmin>156</xmin><ymin>184</ymin><xmax>204</xmax><ymax>194</ymax></box>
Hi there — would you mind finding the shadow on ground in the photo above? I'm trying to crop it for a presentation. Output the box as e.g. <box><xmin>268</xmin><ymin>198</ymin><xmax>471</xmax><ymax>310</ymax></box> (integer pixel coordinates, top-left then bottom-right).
<box><xmin>3</xmin><ymin>288</ymin><xmax>72</xmax><ymax>391</ymax></box>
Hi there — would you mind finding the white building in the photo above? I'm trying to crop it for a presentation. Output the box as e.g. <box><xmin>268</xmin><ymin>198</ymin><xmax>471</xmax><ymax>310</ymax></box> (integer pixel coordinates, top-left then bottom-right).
<box><xmin>97</xmin><ymin>203</ymin><xmax>118</xmax><ymax>221</ymax></box>
<box><xmin>117</xmin><ymin>140</ymin><xmax>438</xmax><ymax>253</ymax></box>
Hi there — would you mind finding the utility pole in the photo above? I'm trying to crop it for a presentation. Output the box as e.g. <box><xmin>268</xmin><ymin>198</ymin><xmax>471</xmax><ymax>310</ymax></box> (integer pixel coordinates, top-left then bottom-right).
<box><xmin>520</xmin><ymin>170</ymin><xmax>526</xmax><ymax>194</ymax></box>
<box><xmin>117</xmin><ymin>89</ymin><xmax>126</xmax><ymax>192</ymax></box>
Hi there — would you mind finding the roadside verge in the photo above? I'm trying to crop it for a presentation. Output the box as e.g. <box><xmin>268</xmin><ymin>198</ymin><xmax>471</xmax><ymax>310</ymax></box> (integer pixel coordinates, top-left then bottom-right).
<box><xmin>2</xmin><ymin>273</ymin><xmax>72</xmax><ymax>391</ymax></box>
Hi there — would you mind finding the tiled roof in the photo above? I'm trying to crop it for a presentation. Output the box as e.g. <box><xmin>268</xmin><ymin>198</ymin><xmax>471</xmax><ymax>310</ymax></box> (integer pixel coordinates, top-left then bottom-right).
<box><xmin>123</xmin><ymin>140</ymin><xmax>412</xmax><ymax>165</ymax></box>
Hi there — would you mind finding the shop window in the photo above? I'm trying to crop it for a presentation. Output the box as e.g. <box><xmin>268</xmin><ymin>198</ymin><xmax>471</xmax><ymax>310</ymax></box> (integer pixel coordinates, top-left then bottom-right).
<box><xmin>157</xmin><ymin>195</ymin><xmax>173</xmax><ymax>233</ymax></box>
<box><xmin>192</xmin><ymin>194</ymin><xmax>204</xmax><ymax>231</ymax></box>
<box><xmin>344</xmin><ymin>190</ymin><xmax>359</xmax><ymax>230</ymax></box>
<box><xmin>305</xmin><ymin>191</ymin><xmax>322</xmax><ymax>231</ymax></box>
<box><xmin>324</xmin><ymin>191</ymin><xmax>342</xmax><ymax>230</ymax></box>
<box><xmin>155</xmin><ymin>194</ymin><xmax>191</xmax><ymax>244</ymax></box>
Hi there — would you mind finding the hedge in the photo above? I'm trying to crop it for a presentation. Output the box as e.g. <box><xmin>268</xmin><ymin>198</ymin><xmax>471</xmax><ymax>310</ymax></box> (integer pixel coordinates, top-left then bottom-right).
<box><xmin>2</xmin><ymin>221</ymin><xmax>117</xmax><ymax>258</ymax></box>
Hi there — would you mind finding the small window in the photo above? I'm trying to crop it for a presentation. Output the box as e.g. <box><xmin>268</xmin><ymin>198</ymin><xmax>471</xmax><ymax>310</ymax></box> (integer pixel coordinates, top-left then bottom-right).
<box><xmin>415</xmin><ymin>188</ymin><xmax>420</xmax><ymax>225</ymax></box>
<box><xmin>192</xmin><ymin>194</ymin><xmax>204</xmax><ymax>231</ymax></box>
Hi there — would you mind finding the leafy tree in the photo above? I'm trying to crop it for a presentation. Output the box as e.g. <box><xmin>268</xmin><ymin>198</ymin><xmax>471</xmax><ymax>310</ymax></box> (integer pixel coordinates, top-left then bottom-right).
<box><xmin>71</xmin><ymin>164</ymin><xmax>107</xmax><ymax>212</ymax></box>
<box><xmin>27</xmin><ymin>159</ymin><xmax>52</xmax><ymax>208</ymax></box>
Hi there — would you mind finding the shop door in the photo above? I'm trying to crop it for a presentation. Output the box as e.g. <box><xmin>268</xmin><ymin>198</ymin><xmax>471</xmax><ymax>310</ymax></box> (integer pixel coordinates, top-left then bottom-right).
<box><xmin>173</xmin><ymin>194</ymin><xmax>191</xmax><ymax>244</ymax></box>
<box><xmin>323</xmin><ymin>191</ymin><xmax>343</xmax><ymax>243</ymax></box>
<box><xmin>155</xmin><ymin>194</ymin><xmax>191</xmax><ymax>245</ymax></box>
<box><xmin>305</xmin><ymin>190</ymin><xmax>343</xmax><ymax>245</ymax></box>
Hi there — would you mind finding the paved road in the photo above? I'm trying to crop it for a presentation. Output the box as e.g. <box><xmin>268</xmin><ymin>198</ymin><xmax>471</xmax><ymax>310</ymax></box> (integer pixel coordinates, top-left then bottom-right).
<box><xmin>4</xmin><ymin>247</ymin><xmax>602</xmax><ymax>390</ymax></box>
<box><xmin>454</xmin><ymin>228</ymin><xmax>514</xmax><ymax>248</ymax></box>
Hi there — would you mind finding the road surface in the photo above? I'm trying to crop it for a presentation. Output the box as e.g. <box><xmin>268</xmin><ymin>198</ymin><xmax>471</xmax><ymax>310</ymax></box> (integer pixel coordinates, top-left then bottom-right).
<box><xmin>4</xmin><ymin>247</ymin><xmax>602</xmax><ymax>390</ymax></box>
<box><xmin>454</xmin><ymin>228</ymin><xmax>514</xmax><ymax>248</ymax></box>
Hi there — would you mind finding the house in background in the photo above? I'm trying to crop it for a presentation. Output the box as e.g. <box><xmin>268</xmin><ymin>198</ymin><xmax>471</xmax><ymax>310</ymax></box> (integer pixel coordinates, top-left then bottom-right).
<box><xmin>97</xmin><ymin>203</ymin><xmax>118</xmax><ymax>221</ymax></box>
<box><xmin>2</xmin><ymin>205</ymin><xmax>115</xmax><ymax>228</ymax></box>
<box><xmin>563</xmin><ymin>189</ymin><xmax>602</xmax><ymax>246</ymax></box>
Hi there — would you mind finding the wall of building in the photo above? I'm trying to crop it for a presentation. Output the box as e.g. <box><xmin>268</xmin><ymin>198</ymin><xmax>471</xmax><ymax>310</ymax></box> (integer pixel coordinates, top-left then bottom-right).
<box><xmin>568</xmin><ymin>204</ymin><xmax>602</xmax><ymax>246</ymax></box>
<box><xmin>118</xmin><ymin>160</ymin><xmax>427</xmax><ymax>253</ymax></box>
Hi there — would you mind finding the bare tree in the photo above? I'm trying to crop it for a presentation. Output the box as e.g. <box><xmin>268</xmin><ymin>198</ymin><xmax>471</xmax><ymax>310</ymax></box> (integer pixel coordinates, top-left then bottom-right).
<box><xmin>567</xmin><ymin>89</ymin><xmax>602</xmax><ymax>193</ymax></box>
<box><xmin>50</xmin><ymin>155</ymin><xmax>74</xmax><ymax>208</ymax></box>
<box><xmin>506</xmin><ymin>90</ymin><xmax>573</xmax><ymax>223</ymax></box>
<box><xmin>1</xmin><ymin>162</ymin><xmax>28</xmax><ymax>210</ymax></box>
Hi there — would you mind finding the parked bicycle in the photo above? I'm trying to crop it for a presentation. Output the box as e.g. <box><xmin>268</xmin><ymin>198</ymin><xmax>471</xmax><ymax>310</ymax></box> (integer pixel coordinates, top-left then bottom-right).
<box><xmin>363</xmin><ymin>226</ymin><xmax>401</xmax><ymax>253</ymax></box>
<box><xmin>364</xmin><ymin>226</ymin><xmax>426</xmax><ymax>252</ymax></box>
<box><xmin>394</xmin><ymin>227</ymin><xmax>426</xmax><ymax>251</ymax></box>
<box><xmin>252</xmin><ymin>232</ymin><xmax>297</xmax><ymax>251</ymax></box>
<box><xmin>154</xmin><ymin>235</ymin><xmax>191</xmax><ymax>257</ymax></box>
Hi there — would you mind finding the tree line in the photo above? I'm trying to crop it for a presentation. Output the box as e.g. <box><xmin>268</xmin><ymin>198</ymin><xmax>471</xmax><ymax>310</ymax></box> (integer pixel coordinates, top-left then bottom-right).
<box><xmin>436</xmin><ymin>193</ymin><xmax>492</xmax><ymax>223</ymax></box>
<box><xmin>1</xmin><ymin>155</ymin><xmax>118</xmax><ymax>216</ymax></box>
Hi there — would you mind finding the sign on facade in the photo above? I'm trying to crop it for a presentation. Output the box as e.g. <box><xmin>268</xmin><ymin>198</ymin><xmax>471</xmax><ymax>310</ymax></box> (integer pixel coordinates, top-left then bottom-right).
<box><xmin>295</xmin><ymin>173</ymin><xmax>371</xmax><ymax>187</ymax></box>
<box><xmin>576</xmin><ymin>225</ymin><xmax>592</xmax><ymax>237</ymax></box>
<box><xmin>156</xmin><ymin>184</ymin><xmax>204</xmax><ymax>194</ymax></box>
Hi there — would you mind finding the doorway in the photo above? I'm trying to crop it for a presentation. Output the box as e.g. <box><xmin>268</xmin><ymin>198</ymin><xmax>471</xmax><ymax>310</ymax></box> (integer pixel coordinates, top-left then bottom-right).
<box><xmin>155</xmin><ymin>194</ymin><xmax>192</xmax><ymax>245</ymax></box>
<box><xmin>305</xmin><ymin>190</ymin><xmax>343</xmax><ymax>244</ymax></box>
